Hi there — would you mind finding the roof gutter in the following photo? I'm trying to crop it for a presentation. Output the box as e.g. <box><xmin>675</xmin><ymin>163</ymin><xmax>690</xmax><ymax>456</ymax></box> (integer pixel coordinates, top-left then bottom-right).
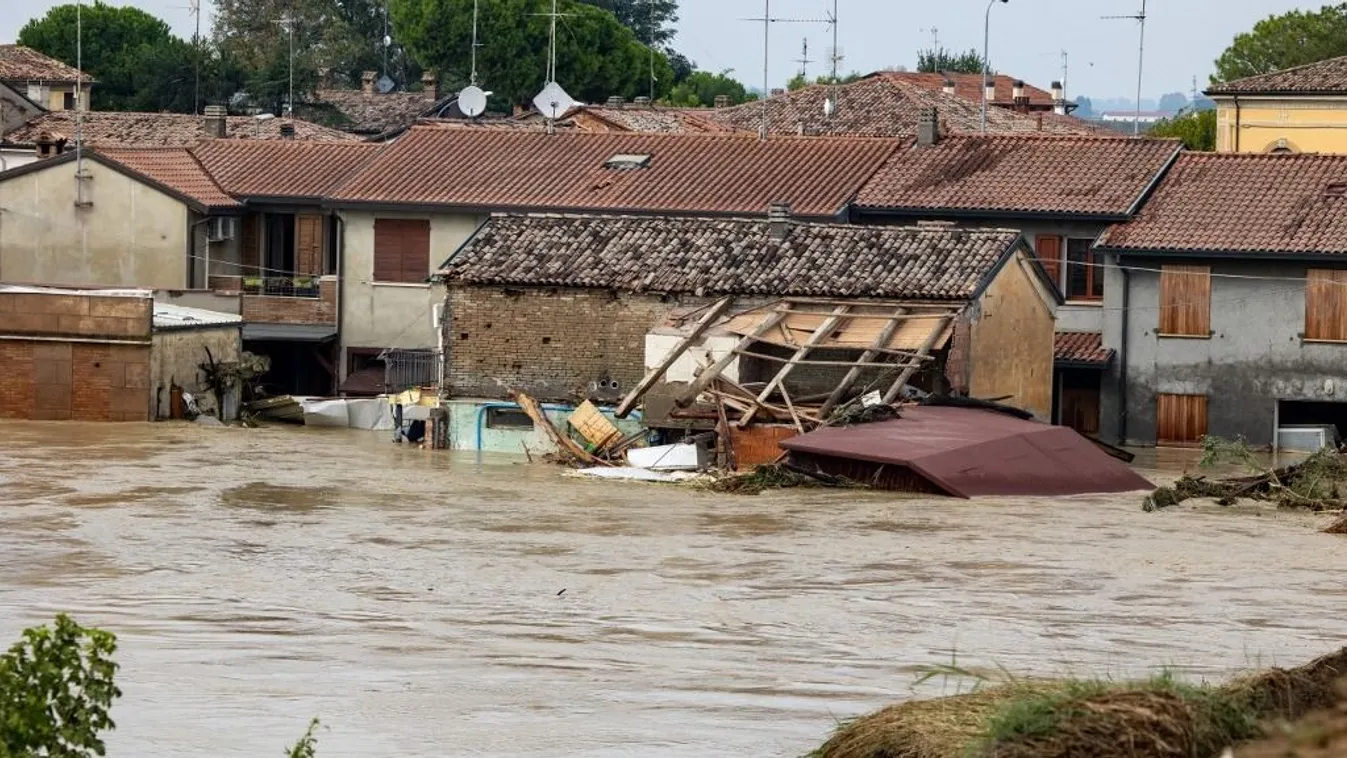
<box><xmin>852</xmin><ymin>206</ymin><xmax>1132</xmax><ymax>224</ymax></box>
<box><xmin>1093</xmin><ymin>245</ymin><xmax>1347</xmax><ymax>263</ymax></box>
<box><xmin>1124</xmin><ymin>146</ymin><xmax>1182</xmax><ymax>217</ymax></box>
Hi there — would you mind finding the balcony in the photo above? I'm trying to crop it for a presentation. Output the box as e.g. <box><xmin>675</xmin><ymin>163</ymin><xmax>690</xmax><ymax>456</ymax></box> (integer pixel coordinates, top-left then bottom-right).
<box><xmin>212</xmin><ymin>274</ymin><xmax>337</xmax><ymax>327</ymax></box>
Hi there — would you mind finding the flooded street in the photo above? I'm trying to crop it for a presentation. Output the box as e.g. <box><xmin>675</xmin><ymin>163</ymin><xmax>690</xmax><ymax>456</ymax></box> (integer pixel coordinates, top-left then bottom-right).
<box><xmin>2</xmin><ymin>422</ymin><xmax>1346</xmax><ymax>757</ymax></box>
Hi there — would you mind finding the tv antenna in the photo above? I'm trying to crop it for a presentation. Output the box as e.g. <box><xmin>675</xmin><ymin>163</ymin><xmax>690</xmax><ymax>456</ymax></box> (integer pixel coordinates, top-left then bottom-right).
<box><xmin>920</xmin><ymin>26</ymin><xmax>938</xmax><ymax>50</ymax></box>
<box><xmin>825</xmin><ymin>0</ymin><xmax>841</xmax><ymax>118</ymax></box>
<box><xmin>1103</xmin><ymin>0</ymin><xmax>1147</xmax><ymax>136</ymax></box>
<box><xmin>739</xmin><ymin>1</ymin><xmax>830</xmax><ymax>139</ymax></box>
<box><xmin>457</xmin><ymin>0</ymin><xmax>488</xmax><ymax>117</ymax></box>
<box><xmin>187</xmin><ymin>0</ymin><xmax>201</xmax><ymax>114</ymax></box>
<box><xmin>273</xmin><ymin>12</ymin><xmax>296</xmax><ymax>115</ymax></box>
<box><xmin>1060</xmin><ymin>49</ymin><xmax>1068</xmax><ymax>101</ymax></box>
<box><xmin>531</xmin><ymin>0</ymin><xmax>575</xmax><ymax>133</ymax></box>
<box><xmin>795</xmin><ymin>37</ymin><xmax>812</xmax><ymax>79</ymax></box>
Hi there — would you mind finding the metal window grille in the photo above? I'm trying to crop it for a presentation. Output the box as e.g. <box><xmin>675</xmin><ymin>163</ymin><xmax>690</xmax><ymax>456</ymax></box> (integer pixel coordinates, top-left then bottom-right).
<box><xmin>381</xmin><ymin>348</ymin><xmax>439</xmax><ymax>394</ymax></box>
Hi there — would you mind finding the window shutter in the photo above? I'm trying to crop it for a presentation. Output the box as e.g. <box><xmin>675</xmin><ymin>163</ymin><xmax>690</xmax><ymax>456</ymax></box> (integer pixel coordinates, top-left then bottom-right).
<box><xmin>400</xmin><ymin>221</ymin><xmax>430</xmax><ymax>283</ymax></box>
<box><xmin>373</xmin><ymin>219</ymin><xmax>400</xmax><ymax>282</ymax></box>
<box><xmin>1159</xmin><ymin>264</ymin><xmax>1210</xmax><ymax>337</ymax></box>
<box><xmin>296</xmin><ymin>214</ymin><xmax>323</xmax><ymax>275</ymax></box>
<box><xmin>1034</xmin><ymin>235</ymin><xmax>1062</xmax><ymax>290</ymax></box>
<box><xmin>1157</xmin><ymin>394</ymin><xmax>1208</xmax><ymax>444</ymax></box>
<box><xmin>1305</xmin><ymin>269</ymin><xmax>1347</xmax><ymax>341</ymax></box>
<box><xmin>374</xmin><ymin>219</ymin><xmax>431</xmax><ymax>283</ymax></box>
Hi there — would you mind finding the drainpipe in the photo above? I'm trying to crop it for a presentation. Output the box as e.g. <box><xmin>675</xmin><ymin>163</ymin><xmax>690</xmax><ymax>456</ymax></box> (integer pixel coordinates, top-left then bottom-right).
<box><xmin>1233</xmin><ymin>95</ymin><xmax>1241</xmax><ymax>152</ymax></box>
<box><xmin>335</xmin><ymin>212</ymin><xmax>345</xmax><ymax>387</ymax></box>
<box><xmin>1117</xmin><ymin>262</ymin><xmax>1131</xmax><ymax>444</ymax></box>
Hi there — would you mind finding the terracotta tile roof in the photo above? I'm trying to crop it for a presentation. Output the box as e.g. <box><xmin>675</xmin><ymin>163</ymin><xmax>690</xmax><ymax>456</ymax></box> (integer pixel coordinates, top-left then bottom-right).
<box><xmin>1055</xmin><ymin>331</ymin><xmax>1113</xmax><ymax>367</ymax></box>
<box><xmin>1207</xmin><ymin>55</ymin><xmax>1347</xmax><ymax>95</ymax></box>
<box><xmin>311</xmin><ymin>89</ymin><xmax>437</xmax><ymax>134</ymax></box>
<box><xmin>855</xmin><ymin>135</ymin><xmax>1181</xmax><ymax>218</ymax></box>
<box><xmin>1096</xmin><ymin>152</ymin><xmax>1347</xmax><ymax>256</ymax></box>
<box><xmin>874</xmin><ymin>71</ymin><xmax>1060</xmax><ymax>109</ymax></box>
<box><xmin>696</xmin><ymin>77</ymin><xmax>1100</xmax><ymax>138</ymax></box>
<box><xmin>330</xmin><ymin>126</ymin><xmax>902</xmax><ymax>218</ymax></box>
<box><xmin>559</xmin><ymin>104</ymin><xmax>736</xmax><ymax>133</ymax></box>
<box><xmin>191</xmin><ymin>140</ymin><xmax>382</xmax><ymax>199</ymax></box>
<box><xmin>440</xmin><ymin>213</ymin><xmax>1020</xmax><ymax>299</ymax></box>
<box><xmin>0</xmin><ymin>44</ymin><xmax>90</xmax><ymax>84</ymax></box>
<box><xmin>94</xmin><ymin>147</ymin><xmax>239</xmax><ymax>210</ymax></box>
<box><xmin>3</xmin><ymin>111</ymin><xmax>359</xmax><ymax>147</ymax></box>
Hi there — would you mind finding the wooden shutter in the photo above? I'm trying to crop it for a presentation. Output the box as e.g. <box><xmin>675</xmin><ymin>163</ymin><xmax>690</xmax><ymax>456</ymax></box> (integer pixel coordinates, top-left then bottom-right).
<box><xmin>374</xmin><ymin>219</ymin><xmax>431</xmax><ymax>283</ymax></box>
<box><xmin>1157</xmin><ymin>393</ymin><xmax>1208</xmax><ymax>445</ymax></box>
<box><xmin>1158</xmin><ymin>264</ymin><xmax>1211</xmax><ymax>337</ymax></box>
<box><xmin>240</xmin><ymin>213</ymin><xmax>260</xmax><ymax>273</ymax></box>
<box><xmin>1035</xmin><ymin>235</ymin><xmax>1062</xmax><ymax>290</ymax></box>
<box><xmin>295</xmin><ymin>214</ymin><xmax>324</xmax><ymax>275</ymax></box>
<box><xmin>1305</xmin><ymin>269</ymin><xmax>1347</xmax><ymax>341</ymax></box>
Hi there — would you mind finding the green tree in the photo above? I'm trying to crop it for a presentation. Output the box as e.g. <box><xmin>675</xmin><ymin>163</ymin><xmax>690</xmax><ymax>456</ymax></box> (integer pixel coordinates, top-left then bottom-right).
<box><xmin>785</xmin><ymin>71</ymin><xmax>865</xmax><ymax>92</ymax></box>
<box><xmin>1214</xmin><ymin>3</ymin><xmax>1347</xmax><ymax>83</ymax></box>
<box><xmin>0</xmin><ymin>615</ymin><xmax>121</xmax><ymax>758</ymax></box>
<box><xmin>1149</xmin><ymin>108</ymin><xmax>1217</xmax><ymax>151</ymax></box>
<box><xmin>665</xmin><ymin>69</ymin><xmax>748</xmax><ymax>106</ymax></box>
<box><xmin>17</xmin><ymin>2</ymin><xmax>201</xmax><ymax>112</ymax></box>
<box><xmin>577</xmin><ymin>0</ymin><xmax>678</xmax><ymax>46</ymax></box>
<box><xmin>916</xmin><ymin>47</ymin><xmax>985</xmax><ymax>74</ymax></box>
<box><xmin>391</xmin><ymin>0</ymin><xmax>672</xmax><ymax>108</ymax></box>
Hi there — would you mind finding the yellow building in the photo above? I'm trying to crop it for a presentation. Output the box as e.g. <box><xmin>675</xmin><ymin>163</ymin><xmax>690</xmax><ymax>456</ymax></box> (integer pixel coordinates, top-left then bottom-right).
<box><xmin>0</xmin><ymin>44</ymin><xmax>91</xmax><ymax>112</ymax></box>
<box><xmin>1207</xmin><ymin>55</ymin><xmax>1347</xmax><ymax>154</ymax></box>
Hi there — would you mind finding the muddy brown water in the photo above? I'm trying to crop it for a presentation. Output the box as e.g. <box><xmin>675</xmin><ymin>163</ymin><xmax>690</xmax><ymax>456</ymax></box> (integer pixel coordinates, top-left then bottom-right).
<box><xmin>2</xmin><ymin>421</ymin><xmax>1346</xmax><ymax>757</ymax></box>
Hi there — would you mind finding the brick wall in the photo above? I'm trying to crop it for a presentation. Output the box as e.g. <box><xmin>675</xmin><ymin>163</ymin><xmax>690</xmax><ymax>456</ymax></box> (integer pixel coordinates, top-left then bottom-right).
<box><xmin>240</xmin><ymin>276</ymin><xmax>337</xmax><ymax>325</ymax></box>
<box><xmin>0</xmin><ymin>340</ymin><xmax>150</xmax><ymax>421</ymax></box>
<box><xmin>0</xmin><ymin>291</ymin><xmax>152</xmax><ymax>339</ymax></box>
<box><xmin>445</xmin><ymin>284</ymin><xmax>689</xmax><ymax>402</ymax></box>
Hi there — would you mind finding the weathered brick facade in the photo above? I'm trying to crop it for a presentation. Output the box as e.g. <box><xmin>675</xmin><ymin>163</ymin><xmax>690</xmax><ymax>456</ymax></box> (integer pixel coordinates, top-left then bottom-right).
<box><xmin>445</xmin><ymin>284</ymin><xmax>688</xmax><ymax>402</ymax></box>
<box><xmin>0</xmin><ymin>291</ymin><xmax>152</xmax><ymax>421</ymax></box>
<box><xmin>236</xmin><ymin>276</ymin><xmax>337</xmax><ymax>325</ymax></box>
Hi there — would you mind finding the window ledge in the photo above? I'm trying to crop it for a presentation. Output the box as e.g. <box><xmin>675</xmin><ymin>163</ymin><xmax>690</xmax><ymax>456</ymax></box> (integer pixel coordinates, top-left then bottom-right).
<box><xmin>370</xmin><ymin>281</ymin><xmax>431</xmax><ymax>289</ymax></box>
<box><xmin>1157</xmin><ymin>333</ymin><xmax>1212</xmax><ymax>340</ymax></box>
<box><xmin>1063</xmin><ymin>299</ymin><xmax>1104</xmax><ymax>307</ymax></box>
<box><xmin>1302</xmin><ymin>338</ymin><xmax>1347</xmax><ymax>345</ymax></box>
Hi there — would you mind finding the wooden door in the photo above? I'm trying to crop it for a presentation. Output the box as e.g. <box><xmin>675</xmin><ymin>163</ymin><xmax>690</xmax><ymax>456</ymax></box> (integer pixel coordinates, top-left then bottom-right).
<box><xmin>1157</xmin><ymin>393</ymin><xmax>1207</xmax><ymax>445</ymax></box>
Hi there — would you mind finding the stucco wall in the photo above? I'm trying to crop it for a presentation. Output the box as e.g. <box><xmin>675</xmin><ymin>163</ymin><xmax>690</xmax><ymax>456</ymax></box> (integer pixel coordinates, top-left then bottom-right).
<box><xmin>149</xmin><ymin>327</ymin><xmax>243</xmax><ymax>419</ymax></box>
<box><xmin>1215</xmin><ymin>98</ymin><xmax>1347</xmax><ymax>155</ymax></box>
<box><xmin>966</xmin><ymin>249</ymin><xmax>1056</xmax><ymax>419</ymax></box>
<box><xmin>339</xmin><ymin>211</ymin><xmax>483</xmax><ymax>372</ymax></box>
<box><xmin>1102</xmin><ymin>256</ymin><xmax>1347</xmax><ymax>447</ymax></box>
<box><xmin>0</xmin><ymin>158</ymin><xmax>188</xmax><ymax>289</ymax></box>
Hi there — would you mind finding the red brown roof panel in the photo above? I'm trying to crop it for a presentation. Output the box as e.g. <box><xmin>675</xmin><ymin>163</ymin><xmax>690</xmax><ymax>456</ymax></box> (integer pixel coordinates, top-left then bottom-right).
<box><xmin>95</xmin><ymin>148</ymin><xmax>239</xmax><ymax>211</ymax></box>
<box><xmin>1054</xmin><ymin>331</ymin><xmax>1113</xmax><ymax>367</ymax></box>
<box><xmin>191</xmin><ymin>140</ymin><xmax>382</xmax><ymax>199</ymax></box>
<box><xmin>1207</xmin><ymin>55</ymin><xmax>1347</xmax><ymax>95</ymax></box>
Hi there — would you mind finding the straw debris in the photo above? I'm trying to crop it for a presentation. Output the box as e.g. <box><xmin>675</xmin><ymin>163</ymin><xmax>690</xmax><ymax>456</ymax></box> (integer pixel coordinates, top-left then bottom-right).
<box><xmin>1143</xmin><ymin>437</ymin><xmax>1347</xmax><ymax>513</ymax></box>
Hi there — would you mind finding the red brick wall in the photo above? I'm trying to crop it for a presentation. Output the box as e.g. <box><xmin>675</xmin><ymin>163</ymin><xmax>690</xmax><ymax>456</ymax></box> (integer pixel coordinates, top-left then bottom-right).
<box><xmin>240</xmin><ymin>277</ymin><xmax>337</xmax><ymax>325</ymax></box>
<box><xmin>0</xmin><ymin>340</ymin><xmax>150</xmax><ymax>421</ymax></box>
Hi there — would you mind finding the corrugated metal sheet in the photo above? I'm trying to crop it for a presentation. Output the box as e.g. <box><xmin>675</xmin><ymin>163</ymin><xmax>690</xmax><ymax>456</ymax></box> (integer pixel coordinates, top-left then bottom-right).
<box><xmin>780</xmin><ymin>406</ymin><xmax>1153</xmax><ymax>498</ymax></box>
<box><xmin>152</xmin><ymin>302</ymin><xmax>243</xmax><ymax>331</ymax></box>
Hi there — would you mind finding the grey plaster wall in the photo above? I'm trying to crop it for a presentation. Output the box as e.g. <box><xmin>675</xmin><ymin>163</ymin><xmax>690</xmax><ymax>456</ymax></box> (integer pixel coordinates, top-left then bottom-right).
<box><xmin>1101</xmin><ymin>256</ymin><xmax>1347</xmax><ymax>447</ymax></box>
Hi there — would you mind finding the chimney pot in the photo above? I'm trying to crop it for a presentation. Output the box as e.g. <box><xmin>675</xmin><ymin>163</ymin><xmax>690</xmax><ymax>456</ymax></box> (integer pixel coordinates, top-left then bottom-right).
<box><xmin>917</xmin><ymin>107</ymin><xmax>939</xmax><ymax>147</ymax></box>
<box><xmin>942</xmin><ymin>79</ymin><xmax>956</xmax><ymax>96</ymax></box>
<box><xmin>421</xmin><ymin>70</ymin><xmax>438</xmax><ymax>101</ymax></box>
<box><xmin>633</xmin><ymin>96</ymin><xmax>651</xmax><ymax>107</ymax></box>
<box><xmin>1050</xmin><ymin>80</ymin><xmax>1066</xmax><ymax>115</ymax></box>
<box><xmin>984</xmin><ymin>78</ymin><xmax>996</xmax><ymax>103</ymax></box>
<box><xmin>770</xmin><ymin>88</ymin><xmax>785</xmax><ymax>96</ymax></box>
<box><xmin>280</xmin><ymin>122</ymin><xmax>296</xmax><ymax>139</ymax></box>
<box><xmin>713</xmin><ymin>94</ymin><xmax>731</xmax><ymax>108</ymax></box>
<box><xmin>203</xmin><ymin>104</ymin><xmax>228</xmax><ymax>138</ymax></box>
<box><xmin>606</xmin><ymin>95</ymin><xmax>625</xmax><ymax>108</ymax></box>
<box><xmin>767</xmin><ymin>202</ymin><xmax>791</xmax><ymax>242</ymax></box>
<box><xmin>361</xmin><ymin>70</ymin><xmax>377</xmax><ymax>95</ymax></box>
<box><xmin>1012</xmin><ymin>80</ymin><xmax>1029</xmax><ymax>112</ymax></box>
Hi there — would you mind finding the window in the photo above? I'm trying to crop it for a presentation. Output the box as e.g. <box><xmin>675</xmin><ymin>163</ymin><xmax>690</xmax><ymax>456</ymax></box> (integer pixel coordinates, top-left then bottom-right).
<box><xmin>264</xmin><ymin>213</ymin><xmax>296</xmax><ymax>274</ymax></box>
<box><xmin>485</xmin><ymin>407</ymin><xmax>534</xmax><ymax>430</ymax></box>
<box><xmin>1034</xmin><ymin>235</ymin><xmax>1062</xmax><ymax>290</ymax></box>
<box><xmin>1305</xmin><ymin>269</ymin><xmax>1347</xmax><ymax>342</ymax></box>
<box><xmin>325</xmin><ymin>215</ymin><xmax>339</xmax><ymax>275</ymax></box>
<box><xmin>374</xmin><ymin>218</ymin><xmax>431</xmax><ymax>283</ymax></box>
<box><xmin>1157</xmin><ymin>393</ymin><xmax>1208</xmax><ymax>445</ymax></box>
<box><xmin>1158</xmin><ymin>264</ymin><xmax>1211</xmax><ymax>337</ymax></box>
<box><xmin>1064</xmin><ymin>238</ymin><xmax>1103</xmax><ymax>300</ymax></box>
<box><xmin>62</xmin><ymin>91</ymin><xmax>75</xmax><ymax>110</ymax></box>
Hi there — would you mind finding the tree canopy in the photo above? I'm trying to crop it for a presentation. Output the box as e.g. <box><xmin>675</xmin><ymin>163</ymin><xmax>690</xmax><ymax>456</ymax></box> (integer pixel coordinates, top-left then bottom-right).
<box><xmin>390</xmin><ymin>0</ymin><xmax>672</xmax><ymax>108</ymax></box>
<box><xmin>665</xmin><ymin>69</ymin><xmax>749</xmax><ymax>106</ymax></box>
<box><xmin>577</xmin><ymin>0</ymin><xmax>678</xmax><ymax>47</ymax></box>
<box><xmin>1149</xmin><ymin>108</ymin><xmax>1216</xmax><ymax>151</ymax></box>
<box><xmin>785</xmin><ymin>71</ymin><xmax>865</xmax><ymax>92</ymax></box>
<box><xmin>18</xmin><ymin>2</ymin><xmax>200</xmax><ymax>112</ymax></box>
<box><xmin>916</xmin><ymin>47</ymin><xmax>985</xmax><ymax>75</ymax></box>
<box><xmin>1213</xmin><ymin>3</ymin><xmax>1347</xmax><ymax>83</ymax></box>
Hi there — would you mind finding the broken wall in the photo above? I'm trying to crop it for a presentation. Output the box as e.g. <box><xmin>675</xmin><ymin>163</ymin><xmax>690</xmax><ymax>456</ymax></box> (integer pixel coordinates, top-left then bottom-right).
<box><xmin>150</xmin><ymin>327</ymin><xmax>243</xmax><ymax>419</ymax></box>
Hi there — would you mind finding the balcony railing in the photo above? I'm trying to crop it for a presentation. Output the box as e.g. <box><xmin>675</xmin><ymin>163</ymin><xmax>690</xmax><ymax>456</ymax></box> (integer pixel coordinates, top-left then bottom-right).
<box><xmin>242</xmin><ymin>276</ymin><xmax>320</xmax><ymax>298</ymax></box>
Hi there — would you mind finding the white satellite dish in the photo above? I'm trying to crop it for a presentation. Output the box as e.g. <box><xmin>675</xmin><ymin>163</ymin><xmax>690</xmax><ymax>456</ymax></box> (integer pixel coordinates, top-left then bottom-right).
<box><xmin>532</xmin><ymin>81</ymin><xmax>575</xmax><ymax>120</ymax></box>
<box><xmin>376</xmin><ymin>74</ymin><xmax>396</xmax><ymax>94</ymax></box>
<box><xmin>823</xmin><ymin>97</ymin><xmax>836</xmax><ymax>116</ymax></box>
<box><xmin>458</xmin><ymin>85</ymin><xmax>487</xmax><ymax>118</ymax></box>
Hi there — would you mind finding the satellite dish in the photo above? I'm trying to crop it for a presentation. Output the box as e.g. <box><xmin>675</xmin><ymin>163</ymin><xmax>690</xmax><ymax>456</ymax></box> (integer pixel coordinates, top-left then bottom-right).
<box><xmin>376</xmin><ymin>74</ymin><xmax>396</xmax><ymax>94</ymax></box>
<box><xmin>823</xmin><ymin>97</ymin><xmax>836</xmax><ymax>116</ymax></box>
<box><xmin>532</xmin><ymin>81</ymin><xmax>575</xmax><ymax>120</ymax></box>
<box><xmin>458</xmin><ymin>85</ymin><xmax>487</xmax><ymax>118</ymax></box>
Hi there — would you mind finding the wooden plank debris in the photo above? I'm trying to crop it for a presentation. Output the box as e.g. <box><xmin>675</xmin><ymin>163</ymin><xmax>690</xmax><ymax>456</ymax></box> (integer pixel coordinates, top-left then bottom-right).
<box><xmin>511</xmin><ymin>390</ymin><xmax>611</xmax><ymax>466</ymax></box>
<box><xmin>738</xmin><ymin>305</ymin><xmax>850</xmax><ymax>427</ymax></box>
<box><xmin>615</xmin><ymin>295</ymin><xmax>732</xmax><ymax>418</ymax></box>
<box><xmin>675</xmin><ymin>303</ymin><xmax>792</xmax><ymax>408</ymax></box>
<box><xmin>819</xmin><ymin>306</ymin><xmax>908</xmax><ymax>418</ymax></box>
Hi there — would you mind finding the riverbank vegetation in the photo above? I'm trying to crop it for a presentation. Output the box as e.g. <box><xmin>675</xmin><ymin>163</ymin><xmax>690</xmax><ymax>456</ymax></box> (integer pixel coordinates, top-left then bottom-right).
<box><xmin>0</xmin><ymin>615</ymin><xmax>320</xmax><ymax>756</ymax></box>
<box><xmin>810</xmin><ymin>648</ymin><xmax>1347</xmax><ymax>758</ymax></box>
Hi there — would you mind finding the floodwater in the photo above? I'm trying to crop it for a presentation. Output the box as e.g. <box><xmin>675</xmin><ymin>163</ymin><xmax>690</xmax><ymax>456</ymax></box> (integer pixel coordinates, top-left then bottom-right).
<box><xmin>1</xmin><ymin>422</ymin><xmax>1346</xmax><ymax>757</ymax></box>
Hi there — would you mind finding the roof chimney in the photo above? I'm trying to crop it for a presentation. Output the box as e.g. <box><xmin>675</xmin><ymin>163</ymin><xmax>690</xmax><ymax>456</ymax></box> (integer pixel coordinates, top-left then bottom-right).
<box><xmin>713</xmin><ymin>94</ymin><xmax>731</xmax><ymax>108</ymax></box>
<box><xmin>203</xmin><ymin>104</ymin><xmax>227</xmax><ymax>138</ymax></box>
<box><xmin>917</xmin><ymin>107</ymin><xmax>939</xmax><ymax>147</ymax></box>
<box><xmin>770</xmin><ymin>88</ymin><xmax>785</xmax><ymax>96</ymax></box>
<box><xmin>984</xmin><ymin>77</ymin><xmax>996</xmax><ymax>105</ymax></box>
<box><xmin>942</xmin><ymin>78</ymin><xmax>956</xmax><ymax>96</ymax></box>
<box><xmin>34</xmin><ymin>130</ymin><xmax>57</xmax><ymax>158</ymax></box>
<box><xmin>421</xmin><ymin>70</ymin><xmax>438</xmax><ymax>101</ymax></box>
<box><xmin>361</xmin><ymin>70</ymin><xmax>377</xmax><ymax>95</ymax></box>
<box><xmin>633</xmin><ymin>95</ymin><xmax>651</xmax><ymax>107</ymax></box>
<box><xmin>767</xmin><ymin>202</ymin><xmax>791</xmax><ymax>242</ymax></box>
<box><xmin>606</xmin><ymin>95</ymin><xmax>625</xmax><ymax>109</ymax></box>
<box><xmin>279</xmin><ymin>122</ymin><xmax>295</xmax><ymax>139</ymax></box>
<box><xmin>1012</xmin><ymin>79</ymin><xmax>1029</xmax><ymax>112</ymax></box>
<box><xmin>1051</xmin><ymin>80</ymin><xmax>1066</xmax><ymax>116</ymax></box>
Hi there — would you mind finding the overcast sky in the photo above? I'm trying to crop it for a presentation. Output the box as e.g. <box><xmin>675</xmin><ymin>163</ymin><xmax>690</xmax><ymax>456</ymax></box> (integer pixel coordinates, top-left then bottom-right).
<box><xmin>1</xmin><ymin>0</ymin><xmax>1318</xmax><ymax>101</ymax></box>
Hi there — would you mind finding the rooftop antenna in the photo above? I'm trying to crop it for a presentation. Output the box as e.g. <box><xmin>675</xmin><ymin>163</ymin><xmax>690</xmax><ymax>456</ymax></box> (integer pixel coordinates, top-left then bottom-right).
<box><xmin>1060</xmin><ymin>49</ymin><xmax>1068</xmax><ymax>102</ymax></box>
<box><xmin>273</xmin><ymin>10</ymin><xmax>296</xmax><ymax>115</ymax></box>
<box><xmin>188</xmin><ymin>0</ymin><xmax>201</xmax><ymax>114</ymax></box>
<box><xmin>648</xmin><ymin>0</ymin><xmax>656</xmax><ymax>101</ymax></box>
<box><xmin>739</xmin><ymin>2</ymin><xmax>830</xmax><ymax>139</ymax></box>
<box><xmin>920</xmin><ymin>26</ymin><xmax>939</xmax><ymax>50</ymax></box>
<box><xmin>75</xmin><ymin>0</ymin><xmax>88</xmax><ymax>209</ymax></box>
<box><xmin>530</xmin><ymin>0</ymin><xmax>575</xmax><ymax>134</ymax></box>
<box><xmin>826</xmin><ymin>0</ymin><xmax>840</xmax><ymax>118</ymax></box>
<box><xmin>1103</xmin><ymin>0</ymin><xmax>1147</xmax><ymax>136</ymax></box>
<box><xmin>795</xmin><ymin>37</ymin><xmax>812</xmax><ymax>79</ymax></box>
<box><xmin>382</xmin><ymin>5</ymin><xmax>390</xmax><ymax>78</ymax></box>
<box><xmin>456</xmin><ymin>0</ymin><xmax>488</xmax><ymax>117</ymax></box>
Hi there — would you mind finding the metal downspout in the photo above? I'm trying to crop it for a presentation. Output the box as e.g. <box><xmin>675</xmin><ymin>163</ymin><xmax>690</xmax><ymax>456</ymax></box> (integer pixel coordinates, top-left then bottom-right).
<box><xmin>1118</xmin><ymin>262</ymin><xmax>1130</xmax><ymax>444</ymax></box>
<box><xmin>1234</xmin><ymin>96</ymin><xmax>1241</xmax><ymax>152</ymax></box>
